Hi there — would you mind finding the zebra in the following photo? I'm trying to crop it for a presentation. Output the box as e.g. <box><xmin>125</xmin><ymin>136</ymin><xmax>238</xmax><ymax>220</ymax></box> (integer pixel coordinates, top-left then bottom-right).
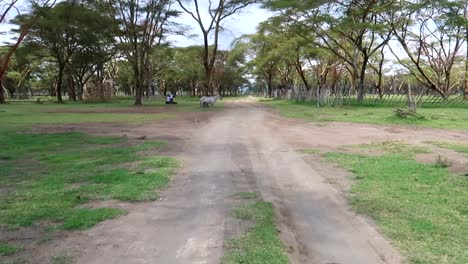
<box><xmin>200</xmin><ymin>94</ymin><xmax>222</xmax><ymax>109</ymax></box>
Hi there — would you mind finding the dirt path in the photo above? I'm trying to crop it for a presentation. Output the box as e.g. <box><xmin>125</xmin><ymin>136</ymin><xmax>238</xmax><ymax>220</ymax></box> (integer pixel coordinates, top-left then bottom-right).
<box><xmin>226</xmin><ymin>102</ymin><xmax>402</xmax><ymax>264</ymax></box>
<box><xmin>33</xmin><ymin>100</ymin><xmax>410</xmax><ymax>264</ymax></box>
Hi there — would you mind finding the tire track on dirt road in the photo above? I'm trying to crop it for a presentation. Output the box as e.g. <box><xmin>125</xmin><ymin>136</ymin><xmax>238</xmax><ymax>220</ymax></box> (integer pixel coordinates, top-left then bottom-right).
<box><xmin>237</xmin><ymin>102</ymin><xmax>402</xmax><ymax>264</ymax></box>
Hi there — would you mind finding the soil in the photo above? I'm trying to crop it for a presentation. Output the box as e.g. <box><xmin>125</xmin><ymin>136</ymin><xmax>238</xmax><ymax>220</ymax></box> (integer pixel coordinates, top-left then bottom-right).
<box><xmin>3</xmin><ymin>99</ymin><xmax>468</xmax><ymax>264</ymax></box>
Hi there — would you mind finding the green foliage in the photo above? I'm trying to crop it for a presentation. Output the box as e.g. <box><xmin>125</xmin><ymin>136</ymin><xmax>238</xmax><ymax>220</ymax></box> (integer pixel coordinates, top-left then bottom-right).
<box><xmin>0</xmin><ymin>243</ymin><xmax>17</xmax><ymax>256</ymax></box>
<box><xmin>325</xmin><ymin>149</ymin><xmax>468</xmax><ymax>264</ymax></box>
<box><xmin>223</xmin><ymin>202</ymin><xmax>289</xmax><ymax>264</ymax></box>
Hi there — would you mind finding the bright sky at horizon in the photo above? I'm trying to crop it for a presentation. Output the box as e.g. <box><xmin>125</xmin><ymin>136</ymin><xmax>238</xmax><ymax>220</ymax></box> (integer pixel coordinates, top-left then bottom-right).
<box><xmin>167</xmin><ymin>3</ymin><xmax>272</xmax><ymax>50</ymax></box>
<box><xmin>0</xmin><ymin>1</ymin><xmax>272</xmax><ymax>50</ymax></box>
<box><xmin>0</xmin><ymin>0</ymin><xmax>465</xmax><ymax>75</ymax></box>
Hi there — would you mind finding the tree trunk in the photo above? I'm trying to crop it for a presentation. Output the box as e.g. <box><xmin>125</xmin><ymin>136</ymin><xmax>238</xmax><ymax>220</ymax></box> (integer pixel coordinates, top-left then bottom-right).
<box><xmin>133</xmin><ymin>61</ymin><xmax>142</xmax><ymax>105</ymax></box>
<box><xmin>0</xmin><ymin>84</ymin><xmax>5</xmax><ymax>104</ymax></box>
<box><xmin>464</xmin><ymin>63</ymin><xmax>468</xmax><ymax>99</ymax></box>
<box><xmin>465</xmin><ymin>35</ymin><xmax>468</xmax><ymax>99</ymax></box>
<box><xmin>357</xmin><ymin>56</ymin><xmax>369</xmax><ymax>102</ymax></box>
<box><xmin>191</xmin><ymin>82</ymin><xmax>196</xmax><ymax>96</ymax></box>
<box><xmin>267</xmin><ymin>74</ymin><xmax>273</xmax><ymax>98</ymax></box>
<box><xmin>464</xmin><ymin>1</ymin><xmax>468</xmax><ymax>99</ymax></box>
<box><xmin>77</xmin><ymin>81</ymin><xmax>84</xmax><ymax>101</ymax></box>
<box><xmin>68</xmin><ymin>74</ymin><xmax>76</xmax><ymax>101</ymax></box>
<box><xmin>56</xmin><ymin>64</ymin><xmax>64</xmax><ymax>103</ymax></box>
<box><xmin>135</xmin><ymin>86</ymin><xmax>142</xmax><ymax>105</ymax></box>
<box><xmin>134</xmin><ymin>77</ymin><xmax>143</xmax><ymax>105</ymax></box>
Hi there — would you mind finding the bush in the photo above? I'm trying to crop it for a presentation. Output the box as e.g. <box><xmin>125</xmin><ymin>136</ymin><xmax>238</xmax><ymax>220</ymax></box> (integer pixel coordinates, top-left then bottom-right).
<box><xmin>435</xmin><ymin>155</ymin><xmax>452</xmax><ymax>168</ymax></box>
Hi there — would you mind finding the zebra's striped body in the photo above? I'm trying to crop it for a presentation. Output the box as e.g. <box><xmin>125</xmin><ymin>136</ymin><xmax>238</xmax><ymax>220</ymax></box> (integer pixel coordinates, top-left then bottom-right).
<box><xmin>200</xmin><ymin>95</ymin><xmax>222</xmax><ymax>109</ymax></box>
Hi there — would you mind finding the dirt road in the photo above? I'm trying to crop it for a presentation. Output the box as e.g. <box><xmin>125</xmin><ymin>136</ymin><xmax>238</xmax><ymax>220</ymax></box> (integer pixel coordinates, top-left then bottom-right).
<box><xmin>35</xmin><ymin>100</ymin><xmax>400</xmax><ymax>264</ymax></box>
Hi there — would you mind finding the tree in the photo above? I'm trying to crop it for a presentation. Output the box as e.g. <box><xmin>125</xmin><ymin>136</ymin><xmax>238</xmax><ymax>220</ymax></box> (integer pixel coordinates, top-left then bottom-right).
<box><xmin>1</xmin><ymin>43</ymin><xmax>44</xmax><ymax>98</ymax></box>
<box><xmin>390</xmin><ymin>0</ymin><xmax>466</xmax><ymax>98</ymax></box>
<box><xmin>462</xmin><ymin>0</ymin><xmax>467</xmax><ymax>99</ymax></box>
<box><xmin>24</xmin><ymin>0</ymin><xmax>114</xmax><ymax>103</ymax></box>
<box><xmin>68</xmin><ymin>2</ymin><xmax>116</xmax><ymax>101</ymax></box>
<box><xmin>0</xmin><ymin>0</ymin><xmax>56</xmax><ymax>104</ymax></box>
<box><xmin>235</xmin><ymin>32</ymin><xmax>281</xmax><ymax>98</ymax></box>
<box><xmin>265</xmin><ymin>0</ymin><xmax>397</xmax><ymax>101</ymax></box>
<box><xmin>176</xmin><ymin>0</ymin><xmax>257</xmax><ymax>95</ymax></box>
<box><xmin>110</xmin><ymin>0</ymin><xmax>177</xmax><ymax>105</ymax></box>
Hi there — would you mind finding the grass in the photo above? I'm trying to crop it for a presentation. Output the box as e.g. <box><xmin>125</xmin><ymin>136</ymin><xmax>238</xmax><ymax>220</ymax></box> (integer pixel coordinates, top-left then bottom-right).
<box><xmin>345</xmin><ymin>140</ymin><xmax>430</xmax><ymax>155</ymax></box>
<box><xmin>0</xmin><ymin>130</ymin><xmax>178</xmax><ymax>230</ymax></box>
<box><xmin>434</xmin><ymin>155</ymin><xmax>452</xmax><ymax>168</ymax></box>
<box><xmin>222</xmin><ymin>201</ymin><xmax>289</xmax><ymax>264</ymax></box>
<box><xmin>425</xmin><ymin>141</ymin><xmax>468</xmax><ymax>154</ymax></box>
<box><xmin>296</xmin><ymin>148</ymin><xmax>320</xmax><ymax>154</ymax></box>
<box><xmin>0</xmin><ymin>242</ymin><xmax>17</xmax><ymax>256</ymax></box>
<box><xmin>61</xmin><ymin>208</ymin><xmax>125</xmax><ymax>230</ymax></box>
<box><xmin>237</xmin><ymin>192</ymin><xmax>258</xmax><ymax>199</ymax></box>
<box><xmin>325</xmin><ymin>143</ymin><xmax>468</xmax><ymax>264</ymax></box>
<box><xmin>0</xmin><ymin>104</ymin><xmax>173</xmax><ymax>124</ymax></box>
<box><xmin>50</xmin><ymin>254</ymin><xmax>74</xmax><ymax>264</ymax></box>
<box><xmin>0</xmin><ymin>95</ymin><xmax>213</xmax><ymax>125</ymax></box>
<box><xmin>263</xmin><ymin>99</ymin><xmax>468</xmax><ymax>130</ymax></box>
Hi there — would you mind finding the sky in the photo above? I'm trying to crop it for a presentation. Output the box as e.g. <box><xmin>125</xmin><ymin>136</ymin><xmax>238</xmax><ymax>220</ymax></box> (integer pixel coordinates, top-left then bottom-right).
<box><xmin>0</xmin><ymin>0</ymin><xmax>464</xmax><ymax>73</ymax></box>
<box><xmin>0</xmin><ymin>1</ymin><xmax>273</xmax><ymax>50</ymax></box>
<box><xmin>168</xmin><ymin>3</ymin><xmax>272</xmax><ymax>49</ymax></box>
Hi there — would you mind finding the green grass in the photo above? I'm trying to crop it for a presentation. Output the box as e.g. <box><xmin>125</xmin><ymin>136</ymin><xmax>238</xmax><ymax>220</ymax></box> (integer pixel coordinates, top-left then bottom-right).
<box><xmin>222</xmin><ymin>201</ymin><xmax>289</xmax><ymax>264</ymax></box>
<box><xmin>263</xmin><ymin>99</ymin><xmax>468</xmax><ymax>130</ymax></box>
<box><xmin>296</xmin><ymin>148</ymin><xmax>320</xmax><ymax>154</ymax></box>
<box><xmin>0</xmin><ymin>130</ymin><xmax>178</xmax><ymax>230</ymax></box>
<box><xmin>425</xmin><ymin>141</ymin><xmax>468</xmax><ymax>154</ymax></box>
<box><xmin>50</xmin><ymin>254</ymin><xmax>74</xmax><ymax>264</ymax></box>
<box><xmin>237</xmin><ymin>192</ymin><xmax>258</xmax><ymax>199</ymax></box>
<box><xmin>345</xmin><ymin>140</ymin><xmax>430</xmax><ymax>155</ymax></box>
<box><xmin>0</xmin><ymin>242</ymin><xmax>17</xmax><ymax>256</ymax></box>
<box><xmin>0</xmin><ymin>96</ymin><xmax>211</xmax><ymax>125</ymax></box>
<box><xmin>61</xmin><ymin>208</ymin><xmax>125</xmax><ymax>230</ymax></box>
<box><xmin>325</xmin><ymin>144</ymin><xmax>468</xmax><ymax>264</ymax></box>
<box><xmin>0</xmin><ymin>104</ymin><xmax>173</xmax><ymax>124</ymax></box>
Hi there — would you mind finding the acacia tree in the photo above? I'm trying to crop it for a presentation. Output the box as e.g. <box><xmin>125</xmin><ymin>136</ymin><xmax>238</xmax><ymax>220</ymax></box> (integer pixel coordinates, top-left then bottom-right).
<box><xmin>110</xmin><ymin>0</ymin><xmax>176</xmax><ymax>105</ymax></box>
<box><xmin>24</xmin><ymin>0</ymin><xmax>114</xmax><ymax>103</ymax></box>
<box><xmin>69</xmin><ymin>1</ymin><xmax>116</xmax><ymax>101</ymax></box>
<box><xmin>390</xmin><ymin>0</ymin><xmax>466</xmax><ymax>98</ymax></box>
<box><xmin>237</xmin><ymin>32</ymin><xmax>282</xmax><ymax>98</ymax></box>
<box><xmin>2</xmin><ymin>43</ymin><xmax>45</xmax><ymax>98</ymax></box>
<box><xmin>0</xmin><ymin>0</ymin><xmax>56</xmax><ymax>103</ymax></box>
<box><xmin>176</xmin><ymin>0</ymin><xmax>257</xmax><ymax>95</ymax></box>
<box><xmin>266</xmin><ymin>0</ymin><xmax>396</xmax><ymax>102</ymax></box>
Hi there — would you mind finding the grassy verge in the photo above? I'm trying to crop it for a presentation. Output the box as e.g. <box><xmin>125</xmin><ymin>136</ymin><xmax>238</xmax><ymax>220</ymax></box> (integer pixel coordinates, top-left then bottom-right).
<box><xmin>0</xmin><ymin>96</ymin><xmax>212</xmax><ymax>124</ymax></box>
<box><xmin>425</xmin><ymin>141</ymin><xmax>468</xmax><ymax>154</ymax></box>
<box><xmin>343</xmin><ymin>140</ymin><xmax>430</xmax><ymax>155</ymax></box>
<box><xmin>50</xmin><ymin>254</ymin><xmax>74</xmax><ymax>264</ymax></box>
<box><xmin>0</xmin><ymin>243</ymin><xmax>17</xmax><ymax>256</ymax></box>
<box><xmin>222</xmin><ymin>193</ymin><xmax>289</xmax><ymax>264</ymax></box>
<box><xmin>0</xmin><ymin>103</ymin><xmax>172</xmax><ymax>125</ymax></box>
<box><xmin>324</xmin><ymin>144</ymin><xmax>468</xmax><ymax>264</ymax></box>
<box><xmin>0</xmin><ymin>130</ymin><xmax>178</xmax><ymax>230</ymax></box>
<box><xmin>262</xmin><ymin>99</ymin><xmax>468</xmax><ymax>130</ymax></box>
